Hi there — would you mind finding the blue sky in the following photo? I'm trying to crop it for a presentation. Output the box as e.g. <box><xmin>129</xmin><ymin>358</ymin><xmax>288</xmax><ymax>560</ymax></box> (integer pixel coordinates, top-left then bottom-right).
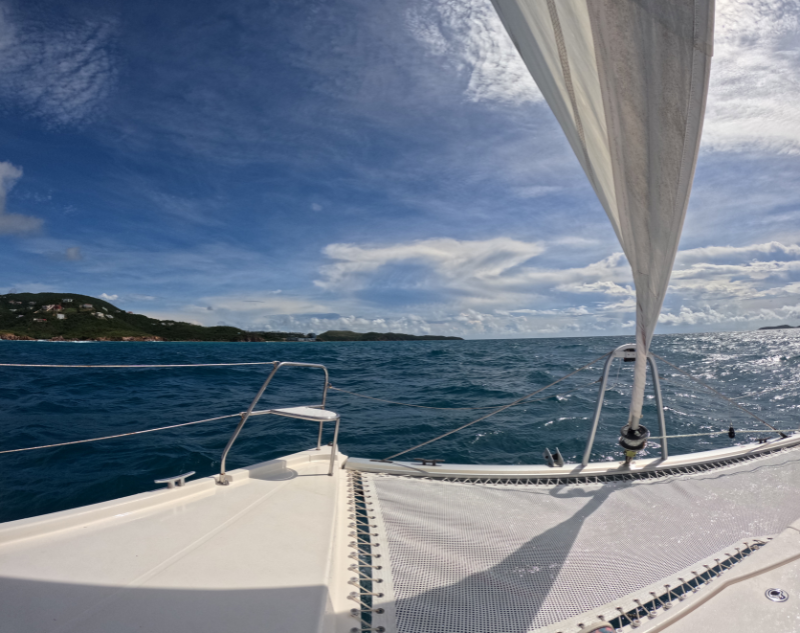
<box><xmin>1</xmin><ymin>0</ymin><xmax>799</xmax><ymax>338</ymax></box>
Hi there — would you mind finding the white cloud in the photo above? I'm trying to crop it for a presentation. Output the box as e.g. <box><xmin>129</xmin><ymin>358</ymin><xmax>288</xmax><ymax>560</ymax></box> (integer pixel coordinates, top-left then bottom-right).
<box><xmin>64</xmin><ymin>246</ymin><xmax>83</xmax><ymax>261</ymax></box>
<box><xmin>0</xmin><ymin>161</ymin><xmax>43</xmax><ymax>236</ymax></box>
<box><xmin>409</xmin><ymin>0</ymin><xmax>800</xmax><ymax>155</ymax></box>
<box><xmin>703</xmin><ymin>0</ymin><xmax>800</xmax><ymax>154</ymax></box>
<box><xmin>406</xmin><ymin>0</ymin><xmax>543</xmax><ymax>106</ymax></box>
<box><xmin>310</xmin><ymin>203</ymin><xmax>323</xmax><ymax>212</ymax></box>
<box><xmin>229</xmin><ymin>308</ymin><xmax>590</xmax><ymax>339</ymax></box>
<box><xmin>508</xmin><ymin>306</ymin><xmax>591</xmax><ymax>317</ymax></box>
<box><xmin>511</xmin><ymin>185</ymin><xmax>562</xmax><ymax>199</ymax></box>
<box><xmin>115</xmin><ymin>236</ymin><xmax>800</xmax><ymax>338</ymax></box>
<box><xmin>316</xmin><ymin>237</ymin><xmax>547</xmax><ymax>292</ymax></box>
<box><xmin>556</xmin><ymin>280</ymin><xmax>635</xmax><ymax>297</ymax></box>
<box><xmin>676</xmin><ymin>241</ymin><xmax>800</xmax><ymax>265</ymax></box>
<box><xmin>598</xmin><ymin>297</ymin><xmax>636</xmax><ymax>313</ymax></box>
<box><xmin>0</xmin><ymin>4</ymin><xmax>117</xmax><ymax>127</ymax></box>
<box><xmin>100</xmin><ymin>293</ymin><xmax>118</xmax><ymax>301</ymax></box>
<box><xmin>303</xmin><ymin>237</ymin><xmax>800</xmax><ymax>336</ymax></box>
<box><xmin>658</xmin><ymin>304</ymin><xmax>800</xmax><ymax>327</ymax></box>
<box><xmin>193</xmin><ymin>293</ymin><xmax>332</xmax><ymax>318</ymax></box>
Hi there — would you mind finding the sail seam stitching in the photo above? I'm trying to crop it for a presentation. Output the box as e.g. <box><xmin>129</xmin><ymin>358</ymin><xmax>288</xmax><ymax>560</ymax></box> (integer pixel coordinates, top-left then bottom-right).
<box><xmin>672</xmin><ymin>0</ymin><xmax>705</xmax><ymax>242</ymax></box>
<box><xmin>546</xmin><ymin>0</ymin><xmax>588</xmax><ymax>157</ymax></box>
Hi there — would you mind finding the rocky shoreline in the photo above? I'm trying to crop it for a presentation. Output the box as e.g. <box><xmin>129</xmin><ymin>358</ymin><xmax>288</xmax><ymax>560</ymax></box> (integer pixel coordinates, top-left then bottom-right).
<box><xmin>1</xmin><ymin>333</ymin><xmax>164</xmax><ymax>342</ymax></box>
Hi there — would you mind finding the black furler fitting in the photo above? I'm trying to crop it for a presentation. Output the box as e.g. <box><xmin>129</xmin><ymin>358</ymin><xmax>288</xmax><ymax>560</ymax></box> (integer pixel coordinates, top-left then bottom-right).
<box><xmin>619</xmin><ymin>423</ymin><xmax>650</xmax><ymax>453</ymax></box>
<box><xmin>728</xmin><ymin>425</ymin><xmax>735</xmax><ymax>439</ymax></box>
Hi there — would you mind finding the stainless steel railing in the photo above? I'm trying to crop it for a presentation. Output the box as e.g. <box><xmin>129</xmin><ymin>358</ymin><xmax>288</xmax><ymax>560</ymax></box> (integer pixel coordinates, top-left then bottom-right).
<box><xmin>582</xmin><ymin>344</ymin><xmax>667</xmax><ymax>466</ymax></box>
<box><xmin>218</xmin><ymin>361</ymin><xmax>340</xmax><ymax>483</ymax></box>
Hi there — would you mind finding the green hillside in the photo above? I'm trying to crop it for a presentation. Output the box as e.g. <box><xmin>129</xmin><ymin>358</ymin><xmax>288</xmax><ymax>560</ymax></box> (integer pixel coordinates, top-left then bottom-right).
<box><xmin>0</xmin><ymin>293</ymin><xmax>464</xmax><ymax>342</ymax></box>
<box><xmin>0</xmin><ymin>292</ymin><xmax>307</xmax><ymax>342</ymax></box>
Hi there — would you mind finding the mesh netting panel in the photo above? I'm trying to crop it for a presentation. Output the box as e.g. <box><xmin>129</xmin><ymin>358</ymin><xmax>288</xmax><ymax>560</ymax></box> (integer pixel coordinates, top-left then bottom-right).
<box><xmin>369</xmin><ymin>449</ymin><xmax>800</xmax><ymax>633</ymax></box>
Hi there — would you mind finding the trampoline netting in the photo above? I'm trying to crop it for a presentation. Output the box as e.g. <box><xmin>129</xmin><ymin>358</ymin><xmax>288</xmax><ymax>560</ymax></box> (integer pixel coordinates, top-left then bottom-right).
<box><xmin>366</xmin><ymin>447</ymin><xmax>800</xmax><ymax>632</ymax></box>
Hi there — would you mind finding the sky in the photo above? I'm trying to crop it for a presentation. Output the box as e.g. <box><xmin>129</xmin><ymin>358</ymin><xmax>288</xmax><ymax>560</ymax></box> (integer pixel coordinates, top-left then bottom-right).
<box><xmin>1</xmin><ymin>0</ymin><xmax>799</xmax><ymax>339</ymax></box>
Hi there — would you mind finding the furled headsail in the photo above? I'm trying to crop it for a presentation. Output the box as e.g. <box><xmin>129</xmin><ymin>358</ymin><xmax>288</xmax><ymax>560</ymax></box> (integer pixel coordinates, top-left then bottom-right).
<box><xmin>492</xmin><ymin>0</ymin><xmax>715</xmax><ymax>428</ymax></box>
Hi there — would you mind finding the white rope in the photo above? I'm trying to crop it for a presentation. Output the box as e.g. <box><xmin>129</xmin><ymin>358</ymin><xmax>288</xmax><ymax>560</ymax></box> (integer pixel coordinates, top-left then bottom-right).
<box><xmin>0</xmin><ymin>362</ymin><xmax>278</xmax><ymax>368</ymax></box>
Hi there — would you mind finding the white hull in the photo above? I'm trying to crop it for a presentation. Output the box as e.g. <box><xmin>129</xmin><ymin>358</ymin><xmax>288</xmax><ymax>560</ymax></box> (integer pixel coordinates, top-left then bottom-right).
<box><xmin>3</xmin><ymin>438</ymin><xmax>800</xmax><ymax>632</ymax></box>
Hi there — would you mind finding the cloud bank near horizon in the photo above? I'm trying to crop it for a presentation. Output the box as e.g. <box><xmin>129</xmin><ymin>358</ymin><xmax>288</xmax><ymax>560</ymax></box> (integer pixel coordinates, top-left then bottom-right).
<box><xmin>84</xmin><ymin>236</ymin><xmax>799</xmax><ymax>339</ymax></box>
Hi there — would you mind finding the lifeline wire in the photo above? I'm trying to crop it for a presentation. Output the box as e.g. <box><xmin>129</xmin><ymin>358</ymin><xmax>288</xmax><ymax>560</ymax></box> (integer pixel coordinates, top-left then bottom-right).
<box><xmin>3</xmin><ymin>353</ymin><xmax>790</xmax><ymax>456</ymax></box>
<box><xmin>328</xmin><ymin>378</ymin><xmax>600</xmax><ymax>411</ymax></box>
<box><xmin>0</xmin><ymin>413</ymin><xmax>242</xmax><ymax>455</ymax></box>
<box><xmin>381</xmin><ymin>352</ymin><xmax>611</xmax><ymax>462</ymax></box>
<box><xmin>653</xmin><ymin>353</ymin><xmax>784</xmax><ymax>435</ymax></box>
<box><xmin>0</xmin><ymin>362</ymin><xmax>279</xmax><ymax>368</ymax></box>
<box><xmin>0</xmin><ymin>380</ymin><xmax>601</xmax><ymax>457</ymax></box>
<box><xmin>657</xmin><ymin>430</ymin><xmax>797</xmax><ymax>440</ymax></box>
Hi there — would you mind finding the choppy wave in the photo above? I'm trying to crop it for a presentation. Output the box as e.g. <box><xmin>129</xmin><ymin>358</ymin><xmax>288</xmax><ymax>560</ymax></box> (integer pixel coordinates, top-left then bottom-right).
<box><xmin>2</xmin><ymin>330</ymin><xmax>799</xmax><ymax>522</ymax></box>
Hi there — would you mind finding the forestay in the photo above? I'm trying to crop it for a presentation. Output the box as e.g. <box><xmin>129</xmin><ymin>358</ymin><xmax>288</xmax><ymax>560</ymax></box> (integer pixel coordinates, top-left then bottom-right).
<box><xmin>491</xmin><ymin>0</ymin><xmax>715</xmax><ymax>427</ymax></box>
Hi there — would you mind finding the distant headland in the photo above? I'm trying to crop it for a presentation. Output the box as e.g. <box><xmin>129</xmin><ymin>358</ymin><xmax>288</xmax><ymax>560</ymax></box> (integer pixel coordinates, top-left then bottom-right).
<box><xmin>0</xmin><ymin>293</ymin><xmax>462</xmax><ymax>342</ymax></box>
<box><xmin>758</xmin><ymin>324</ymin><xmax>799</xmax><ymax>330</ymax></box>
<box><xmin>315</xmin><ymin>330</ymin><xmax>462</xmax><ymax>341</ymax></box>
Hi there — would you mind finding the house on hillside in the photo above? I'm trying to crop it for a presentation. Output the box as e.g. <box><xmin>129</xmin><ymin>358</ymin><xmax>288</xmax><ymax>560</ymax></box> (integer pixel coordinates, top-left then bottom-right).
<box><xmin>56</xmin><ymin>314</ymin><xmax>66</xmax><ymax>320</ymax></box>
<box><xmin>9</xmin><ymin>300</ymin><xmax>21</xmax><ymax>305</ymax></box>
<box><xmin>42</xmin><ymin>304</ymin><xmax>63</xmax><ymax>312</ymax></box>
<box><xmin>28</xmin><ymin>301</ymin><xmax>36</xmax><ymax>306</ymax></box>
<box><xmin>102</xmin><ymin>307</ymin><xmax>108</xmax><ymax>312</ymax></box>
<box><xmin>106</xmin><ymin>314</ymin><xmax>114</xmax><ymax>319</ymax></box>
<box><xmin>33</xmin><ymin>318</ymin><xmax>47</xmax><ymax>323</ymax></box>
<box><xmin>81</xmin><ymin>304</ymin><xmax>93</xmax><ymax>309</ymax></box>
<box><xmin>63</xmin><ymin>298</ymin><xmax>74</xmax><ymax>303</ymax></box>
<box><xmin>95</xmin><ymin>312</ymin><xmax>106</xmax><ymax>319</ymax></box>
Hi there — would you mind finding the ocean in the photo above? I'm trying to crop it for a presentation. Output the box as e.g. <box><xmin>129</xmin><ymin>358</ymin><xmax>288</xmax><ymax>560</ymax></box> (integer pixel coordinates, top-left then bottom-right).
<box><xmin>2</xmin><ymin>330</ymin><xmax>799</xmax><ymax>523</ymax></box>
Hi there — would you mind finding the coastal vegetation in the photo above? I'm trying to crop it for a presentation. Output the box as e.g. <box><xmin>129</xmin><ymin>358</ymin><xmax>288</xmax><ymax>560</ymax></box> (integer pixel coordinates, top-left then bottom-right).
<box><xmin>0</xmin><ymin>293</ymin><xmax>310</xmax><ymax>342</ymax></box>
<box><xmin>0</xmin><ymin>293</ymin><xmax>462</xmax><ymax>342</ymax></box>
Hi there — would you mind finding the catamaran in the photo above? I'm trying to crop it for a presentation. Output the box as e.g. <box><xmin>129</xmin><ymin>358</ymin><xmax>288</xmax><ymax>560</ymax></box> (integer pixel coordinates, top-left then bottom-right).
<box><xmin>3</xmin><ymin>1</ymin><xmax>800</xmax><ymax>632</ymax></box>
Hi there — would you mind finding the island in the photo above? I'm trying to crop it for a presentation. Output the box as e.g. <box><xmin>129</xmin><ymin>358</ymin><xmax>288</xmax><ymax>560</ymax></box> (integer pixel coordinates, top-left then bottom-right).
<box><xmin>758</xmin><ymin>325</ymin><xmax>799</xmax><ymax>330</ymax></box>
<box><xmin>0</xmin><ymin>293</ymin><xmax>462</xmax><ymax>342</ymax></box>
<box><xmin>315</xmin><ymin>330</ymin><xmax>462</xmax><ymax>341</ymax></box>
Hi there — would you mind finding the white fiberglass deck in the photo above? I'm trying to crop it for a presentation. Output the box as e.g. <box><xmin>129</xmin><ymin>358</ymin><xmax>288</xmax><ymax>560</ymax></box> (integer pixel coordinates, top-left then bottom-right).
<box><xmin>0</xmin><ymin>448</ymin><xmax>350</xmax><ymax>633</ymax></box>
<box><xmin>6</xmin><ymin>439</ymin><xmax>800</xmax><ymax>633</ymax></box>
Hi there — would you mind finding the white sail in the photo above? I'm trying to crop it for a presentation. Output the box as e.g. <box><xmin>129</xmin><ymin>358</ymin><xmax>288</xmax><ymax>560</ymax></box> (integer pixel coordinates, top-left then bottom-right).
<box><xmin>492</xmin><ymin>0</ymin><xmax>714</xmax><ymax>427</ymax></box>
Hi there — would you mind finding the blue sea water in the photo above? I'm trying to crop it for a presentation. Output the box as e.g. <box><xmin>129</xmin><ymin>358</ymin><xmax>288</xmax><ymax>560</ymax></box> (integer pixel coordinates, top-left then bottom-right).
<box><xmin>2</xmin><ymin>330</ymin><xmax>799</xmax><ymax>523</ymax></box>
